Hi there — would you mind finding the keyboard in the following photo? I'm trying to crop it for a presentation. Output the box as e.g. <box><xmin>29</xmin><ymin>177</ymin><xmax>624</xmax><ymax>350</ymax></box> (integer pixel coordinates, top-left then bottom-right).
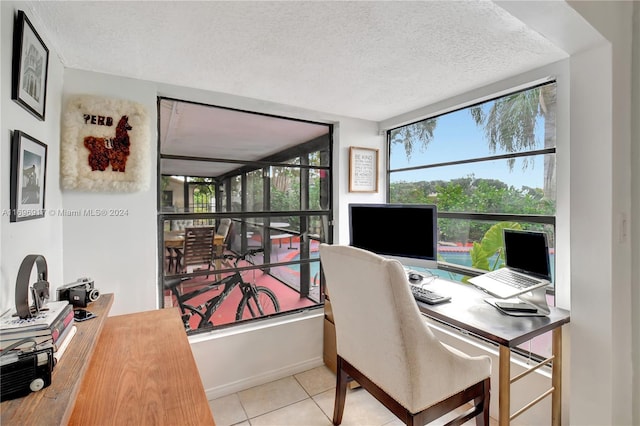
<box><xmin>489</xmin><ymin>268</ymin><xmax>541</xmax><ymax>290</ymax></box>
<box><xmin>410</xmin><ymin>285</ymin><xmax>451</xmax><ymax>305</ymax></box>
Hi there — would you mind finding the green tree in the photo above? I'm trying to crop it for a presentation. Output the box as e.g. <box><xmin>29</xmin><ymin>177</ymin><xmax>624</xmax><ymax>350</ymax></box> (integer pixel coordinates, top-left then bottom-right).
<box><xmin>468</xmin><ymin>222</ymin><xmax>522</xmax><ymax>276</ymax></box>
<box><xmin>470</xmin><ymin>84</ymin><xmax>556</xmax><ymax>199</ymax></box>
<box><xmin>188</xmin><ymin>178</ymin><xmax>216</xmax><ymax>213</ymax></box>
<box><xmin>390</xmin><ymin>176</ymin><xmax>554</xmax><ymax>243</ymax></box>
<box><xmin>389</xmin><ymin>118</ymin><xmax>437</xmax><ymax>160</ymax></box>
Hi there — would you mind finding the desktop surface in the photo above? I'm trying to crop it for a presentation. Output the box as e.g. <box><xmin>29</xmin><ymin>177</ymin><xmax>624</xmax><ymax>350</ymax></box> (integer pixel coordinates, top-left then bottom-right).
<box><xmin>416</xmin><ymin>277</ymin><xmax>570</xmax><ymax>347</ymax></box>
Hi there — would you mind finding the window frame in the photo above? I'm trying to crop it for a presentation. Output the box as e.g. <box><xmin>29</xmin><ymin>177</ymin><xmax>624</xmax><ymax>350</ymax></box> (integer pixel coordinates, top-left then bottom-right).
<box><xmin>386</xmin><ymin>81</ymin><xmax>557</xmax><ymax>290</ymax></box>
<box><xmin>157</xmin><ymin>98</ymin><xmax>333</xmax><ymax>334</ymax></box>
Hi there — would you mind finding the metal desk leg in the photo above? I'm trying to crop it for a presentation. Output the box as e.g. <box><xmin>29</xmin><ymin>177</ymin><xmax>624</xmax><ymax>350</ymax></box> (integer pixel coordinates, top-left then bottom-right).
<box><xmin>552</xmin><ymin>327</ymin><xmax>562</xmax><ymax>426</ymax></box>
<box><xmin>499</xmin><ymin>345</ymin><xmax>511</xmax><ymax>426</ymax></box>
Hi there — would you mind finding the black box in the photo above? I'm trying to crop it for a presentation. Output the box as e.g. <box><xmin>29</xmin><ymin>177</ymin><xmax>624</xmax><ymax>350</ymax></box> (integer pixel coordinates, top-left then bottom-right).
<box><xmin>0</xmin><ymin>345</ymin><xmax>54</xmax><ymax>401</ymax></box>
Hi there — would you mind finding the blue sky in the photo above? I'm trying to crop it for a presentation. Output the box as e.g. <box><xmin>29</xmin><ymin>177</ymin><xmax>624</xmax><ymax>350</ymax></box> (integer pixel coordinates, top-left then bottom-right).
<box><xmin>389</xmin><ymin>105</ymin><xmax>546</xmax><ymax>190</ymax></box>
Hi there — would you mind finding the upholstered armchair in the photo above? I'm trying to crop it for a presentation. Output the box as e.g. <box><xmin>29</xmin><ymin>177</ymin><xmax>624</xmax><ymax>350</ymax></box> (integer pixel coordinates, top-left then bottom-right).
<box><xmin>319</xmin><ymin>244</ymin><xmax>491</xmax><ymax>426</ymax></box>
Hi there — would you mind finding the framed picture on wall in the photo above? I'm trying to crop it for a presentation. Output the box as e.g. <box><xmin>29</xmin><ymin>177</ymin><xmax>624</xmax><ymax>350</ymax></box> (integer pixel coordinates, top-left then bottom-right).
<box><xmin>12</xmin><ymin>10</ymin><xmax>49</xmax><ymax>121</ymax></box>
<box><xmin>10</xmin><ymin>131</ymin><xmax>48</xmax><ymax>222</ymax></box>
<box><xmin>349</xmin><ymin>146</ymin><xmax>379</xmax><ymax>192</ymax></box>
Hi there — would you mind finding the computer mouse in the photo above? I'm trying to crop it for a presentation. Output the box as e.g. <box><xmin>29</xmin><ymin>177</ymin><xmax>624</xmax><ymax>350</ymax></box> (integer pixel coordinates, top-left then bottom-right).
<box><xmin>408</xmin><ymin>272</ymin><xmax>423</xmax><ymax>282</ymax></box>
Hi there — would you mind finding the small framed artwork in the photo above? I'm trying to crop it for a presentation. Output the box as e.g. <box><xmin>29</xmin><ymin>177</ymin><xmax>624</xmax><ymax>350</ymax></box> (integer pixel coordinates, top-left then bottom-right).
<box><xmin>349</xmin><ymin>146</ymin><xmax>379</xmax><ymax>192</ymax></box>
<box><xmin>10</xmin><ymin>131</ymin><xmax>48</xmax><ymax>222</ymax></box>
<box><xmin>12</xmin><ymin>10</ymin><xmax>49</xmax><ymax>121</ymax></box>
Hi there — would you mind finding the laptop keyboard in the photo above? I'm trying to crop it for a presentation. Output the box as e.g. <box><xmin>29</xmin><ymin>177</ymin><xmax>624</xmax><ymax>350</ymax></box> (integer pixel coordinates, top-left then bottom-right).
<box><xmin>490</xmin><ymin>268</ymin><xmax>541</xmax><ymax>289</ymax></box>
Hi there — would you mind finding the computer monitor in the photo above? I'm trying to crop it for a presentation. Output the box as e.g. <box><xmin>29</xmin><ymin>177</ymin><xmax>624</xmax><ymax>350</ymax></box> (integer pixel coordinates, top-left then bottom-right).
<box><xmin>349</xmin><ymin>203</ymin><xmax>438</xmax><ymax>269</ymax></box>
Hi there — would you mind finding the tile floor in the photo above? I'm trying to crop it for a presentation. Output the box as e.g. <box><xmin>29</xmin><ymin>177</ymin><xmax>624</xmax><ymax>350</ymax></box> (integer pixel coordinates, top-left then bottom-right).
<box><xmin>209</xmin><ymin>365</ymin><xmax>497</xmax><ymax>426</ymax></box>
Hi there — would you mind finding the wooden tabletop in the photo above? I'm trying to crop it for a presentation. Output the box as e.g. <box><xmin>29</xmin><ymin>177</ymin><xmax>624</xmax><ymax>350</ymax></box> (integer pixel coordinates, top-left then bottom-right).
<box><xmin>68</xmin><ymin>307</ymin><xmax>215</xmax><ymax>425</ymax></box>
<box><xmin>417</xmin><ymin>278</ymin><xmax>570</xmax><ymax>347</ymax></box>
<box><xmin>164</xmin><ymin>231</ymin><xmax>224</xmax><ymax>249</ymax></box>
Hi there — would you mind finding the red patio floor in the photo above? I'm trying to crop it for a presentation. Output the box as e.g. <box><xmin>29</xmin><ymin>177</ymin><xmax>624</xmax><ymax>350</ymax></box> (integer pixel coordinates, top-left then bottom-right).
<box><xmin>164</xmin><ymin>264</ymin><xmax>317</xmax><ymax>330</ymax></box>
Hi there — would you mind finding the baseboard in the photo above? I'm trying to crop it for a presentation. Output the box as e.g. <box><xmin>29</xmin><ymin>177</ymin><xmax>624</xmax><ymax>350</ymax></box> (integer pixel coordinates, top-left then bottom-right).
<box><xmin>204</xmin><ymin>356</ymin><xmax>325</xmax><ymax>400</ymax></box>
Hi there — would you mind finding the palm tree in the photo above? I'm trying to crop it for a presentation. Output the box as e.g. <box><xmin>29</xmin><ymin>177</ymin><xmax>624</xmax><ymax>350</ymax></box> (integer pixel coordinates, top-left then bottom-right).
<box><xmin>470</xmin><ymin>84</ymin><xmax>557</xmax><ymax>200</ymax></box>
<box><xmin>389</xmin><ymin>118</ymin><xmax>437</xmax><ymax>160</ymax></box>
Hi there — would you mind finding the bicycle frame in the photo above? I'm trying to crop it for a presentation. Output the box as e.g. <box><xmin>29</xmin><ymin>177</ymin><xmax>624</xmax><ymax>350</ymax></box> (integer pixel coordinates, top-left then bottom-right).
<box><xmin>170</xmin><ymin>273</ymin><xmax>244</xmax><ymax>330</ymax></box>
<box><xmin>164</xmin><ymin>249</ymin><xmax>265</xmax><ymax>330</ymax></box>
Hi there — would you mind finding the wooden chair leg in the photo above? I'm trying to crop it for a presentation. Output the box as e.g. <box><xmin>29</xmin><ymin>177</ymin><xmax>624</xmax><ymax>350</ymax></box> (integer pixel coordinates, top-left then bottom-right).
<box><xmin>475</xmin><ymin>378</ymin><xmax>491</xmax><ymax>426</ymax></box>
<box><xmin>174</xmin><ymin>248</ymin><xmax>183</xmax><ymax>272</ymax></box>
<box><xmin>333</xmin><ymin>356</ymin><xmax>348</xmax><ymax>425</ymax></box>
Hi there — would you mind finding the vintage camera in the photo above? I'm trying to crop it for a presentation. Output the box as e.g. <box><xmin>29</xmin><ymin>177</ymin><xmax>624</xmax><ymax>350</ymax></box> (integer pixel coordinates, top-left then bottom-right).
<box><xmin>0</xmin><ymin>344</ymin><xmax>54</xmax><ymax>401</ymax></box>
<box><xmin>57</xmin><ymin>277</ymin><xmax>100</xmax><ymax>307</ymax></box>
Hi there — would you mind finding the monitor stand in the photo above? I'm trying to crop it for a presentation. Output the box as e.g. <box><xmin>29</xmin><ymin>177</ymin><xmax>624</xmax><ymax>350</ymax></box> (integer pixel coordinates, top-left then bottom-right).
<box><xmin>518</xmin><ymin>287</ymin><xmax>551</xmax><ymax>316</ymax></box>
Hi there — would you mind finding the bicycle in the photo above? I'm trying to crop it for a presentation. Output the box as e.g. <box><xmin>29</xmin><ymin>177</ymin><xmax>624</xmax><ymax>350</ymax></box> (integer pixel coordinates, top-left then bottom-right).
<box><xmin>163</xmin><ymin>248</ymin><xmax>280</xmax><ymax>330</ymax></box>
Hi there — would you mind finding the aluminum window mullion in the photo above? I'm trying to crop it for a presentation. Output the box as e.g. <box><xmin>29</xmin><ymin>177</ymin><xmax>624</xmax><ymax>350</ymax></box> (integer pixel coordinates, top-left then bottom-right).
<box><xmin>438</xmin><ymin>212</ymin><xmax>555</xmax><ymax>226</ymax></box>
<box><xmin>389</xmin><ymin>147</ymin><xmax>556</xmax><ymax>174</ymax></box>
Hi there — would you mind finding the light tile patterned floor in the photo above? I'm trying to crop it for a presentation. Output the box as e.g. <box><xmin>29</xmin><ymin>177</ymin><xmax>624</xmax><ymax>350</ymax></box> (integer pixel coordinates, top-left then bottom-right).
<box><xmin>209</xmin><ymin>365</ymin><xmax>497</xmax><ymax>426</ymax></box>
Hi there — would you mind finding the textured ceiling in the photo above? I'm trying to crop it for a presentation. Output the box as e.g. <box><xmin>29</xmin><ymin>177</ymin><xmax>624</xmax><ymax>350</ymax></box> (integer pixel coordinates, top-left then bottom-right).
<box><xmin>159</xmin><ymin>98</ymin><xmax>330</xmax><ymax>177</ymax></box>
<box><xmin>25</xmin><ymin>1</ymin><xmax>567</xmax><ymax>122</ymax></box>
<box><xmin>21</xmin><ymin>1</ymin><xmax>568</xmax><ymax>177</ymax></box>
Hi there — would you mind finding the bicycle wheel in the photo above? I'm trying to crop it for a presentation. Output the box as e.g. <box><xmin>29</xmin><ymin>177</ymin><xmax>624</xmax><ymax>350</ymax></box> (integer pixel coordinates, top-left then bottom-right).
<box><xmin>235</xmin><ymin>286</ymin><xmax>280</xmax><ymax>321</ymax></box>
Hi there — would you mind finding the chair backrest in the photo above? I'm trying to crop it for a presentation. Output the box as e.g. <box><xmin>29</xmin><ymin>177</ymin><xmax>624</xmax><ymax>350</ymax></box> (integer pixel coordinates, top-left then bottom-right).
<box><xmin>182</xmin><ymin>227</ymin><xmax>215</xmax><ymax>270</ymax></box>
<box><xmin>319</xmin><ymin>244</ymin><xmax>490</xmax><ymax>412</ymax></box>
<box><xmin>172</xmin><ymin>219</ymin><xmax>194</xmax><ymax>231</ymax></box>
<box><xmin>217</xmin><ymin>218</ymin><xmax>232</xmax><ymax>243</ymax></box>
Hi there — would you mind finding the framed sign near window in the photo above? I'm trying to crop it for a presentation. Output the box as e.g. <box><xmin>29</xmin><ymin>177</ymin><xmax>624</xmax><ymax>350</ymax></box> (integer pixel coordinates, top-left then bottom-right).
<box><xmin>12</xmin><ymin>10</ymin><xmax>49</xmax><ymax>121</ymax></box>
<box><xmin>10</xmin><ymin>131</ymin><xmax>48</xmax><ymax>222</ymax></box>
<box><xmin>349</xmin><ymin>147</ymin><xmax>379</xmax><ymax>192</ymax></box>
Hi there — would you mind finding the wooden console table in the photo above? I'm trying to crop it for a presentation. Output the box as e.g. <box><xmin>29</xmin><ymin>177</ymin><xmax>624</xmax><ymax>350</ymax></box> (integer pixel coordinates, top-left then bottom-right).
<box><xmin>1</xmin><ymin>295</ymin><xmax>214</xmax><ymax>425</ymax></box>
<box><xmin>68</xmin><ymin>306</ymin><xmax>214</xmax><ymax>425</ymax></box>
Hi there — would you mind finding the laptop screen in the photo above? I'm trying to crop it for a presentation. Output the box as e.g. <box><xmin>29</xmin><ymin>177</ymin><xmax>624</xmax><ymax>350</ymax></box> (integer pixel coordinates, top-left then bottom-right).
<box><xmin>503</xmin><ymin>229</ymin><xmax>551</xmax><ymax>280</ymax></box>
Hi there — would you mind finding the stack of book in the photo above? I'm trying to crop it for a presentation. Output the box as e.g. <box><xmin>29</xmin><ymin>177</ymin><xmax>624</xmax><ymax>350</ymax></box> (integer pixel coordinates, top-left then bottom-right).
<box><xmin>0</xmin><ymin>301</ymin><xmax>76</xmax><ymax>361</ymax></box>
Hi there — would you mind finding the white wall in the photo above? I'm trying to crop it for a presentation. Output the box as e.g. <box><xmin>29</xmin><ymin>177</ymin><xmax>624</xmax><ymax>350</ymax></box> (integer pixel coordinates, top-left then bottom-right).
<box><xmin>192</xmin><ymin>310</ymin><xmax>325</xmax><ymax>399</ymax></box>
<box><xmin>566</xmin><ymin>3</ymin><xmax>634</xmax><ymax>425</ymax></box>
<box><xmin>333</xmin><ymin>119</ymin><xmax>385</xmax><ymax>244</ymax></box>
<box><xmin>632</xmin><ymin>4</ymin><xmax>640</xmax><ymax>424</ymax></box>
<box><xmin>0</xmin><ymin>3</ymin><xmax>65</xmax><ymax>312</ymax></box>
<box><xmin>1</xmin><ymin>2</ymin><xmax>3</xmax><ymax>302</ymax></box>
<box><xmin>60</xmin><ymin>69</ymin><xmax>159</xmax><ymax>316</ymax></box>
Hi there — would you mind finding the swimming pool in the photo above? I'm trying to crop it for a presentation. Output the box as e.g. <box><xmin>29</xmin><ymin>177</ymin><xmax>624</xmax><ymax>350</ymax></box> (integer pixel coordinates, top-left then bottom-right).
<box><xmin>439</xmin><ymin>251</ymin><xmax>556</xmax><ymax>282</ymax></box>
<box><xmin>286</xmin><ymin>250</ymin><xmax>556</xmax><ymax>283</ymax></box>
<box><xmin>287</xmin><ymin>251</ymin><xmax>320</xmax><ymax>273</ymax></box>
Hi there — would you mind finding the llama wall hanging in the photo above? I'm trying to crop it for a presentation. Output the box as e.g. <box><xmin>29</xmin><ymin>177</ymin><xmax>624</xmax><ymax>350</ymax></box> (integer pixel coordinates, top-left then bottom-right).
<box><xmin>61</xmin><ymin>95</ymin><xmax>149</xmax><ymax>192</ymax></box>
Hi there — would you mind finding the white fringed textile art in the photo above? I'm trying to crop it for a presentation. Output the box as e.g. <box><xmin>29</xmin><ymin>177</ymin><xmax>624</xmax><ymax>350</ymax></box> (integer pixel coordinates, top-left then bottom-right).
<box><xmin>61</xmin><ymin>95</ymin><xmax>150</xmax><ymax>192</ymax></box>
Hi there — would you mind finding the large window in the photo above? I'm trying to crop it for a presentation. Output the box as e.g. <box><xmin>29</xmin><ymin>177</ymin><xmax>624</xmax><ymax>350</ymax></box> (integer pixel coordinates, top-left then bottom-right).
<box><xmin>158</xmin><ymin>98</ymin><xmax>332</xmax><ymax>334</ymax></box>
<box><xmin>388</xmin><ymin>81</ymin><xmax>557</xmax><ymax>357</ymax></box>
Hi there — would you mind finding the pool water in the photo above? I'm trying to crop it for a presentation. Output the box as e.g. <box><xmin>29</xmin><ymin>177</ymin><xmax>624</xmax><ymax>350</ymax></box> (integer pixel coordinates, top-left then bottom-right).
<box><xmin>287</xmin><ymin>250</ymin><xmax>556</xmax><ymax>284</ymax></box>
<box><xmin>439</xmin><ymin>251</ymin><xmax>556</xmax><ymax>282</ymax></box>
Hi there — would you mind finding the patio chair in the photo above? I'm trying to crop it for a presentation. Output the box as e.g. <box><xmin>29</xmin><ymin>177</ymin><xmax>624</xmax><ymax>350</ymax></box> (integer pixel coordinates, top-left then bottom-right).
<box><xmin>217</xmin><ymin>218</ymin><xmax>231</xmax><ymax>239</ymax></box>
<box><xmin>171</xmin><ymin>219</ymin><xmax>194</xmax><ymax>231</ymax></box>
<box><xmin>179</xmin><ymin>226</ymin><xmax>215</xmax><ymax>276</ymax></box>
<box><xmin>319</xmin><ymin>244</ymin><xmax>491</xmax><ymax>426</ymax></box>
<box><xmin>215</xmin><ymin>219</ymin><xmax>235</xmax><ymax>268</ymax></box>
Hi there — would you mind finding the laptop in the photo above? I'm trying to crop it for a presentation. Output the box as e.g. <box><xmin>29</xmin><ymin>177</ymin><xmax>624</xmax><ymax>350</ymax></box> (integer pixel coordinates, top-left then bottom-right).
<box><xmin>469</xmin><ymin>229</ymin><xmax>551</xmax><ymax>299</ymax></box>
